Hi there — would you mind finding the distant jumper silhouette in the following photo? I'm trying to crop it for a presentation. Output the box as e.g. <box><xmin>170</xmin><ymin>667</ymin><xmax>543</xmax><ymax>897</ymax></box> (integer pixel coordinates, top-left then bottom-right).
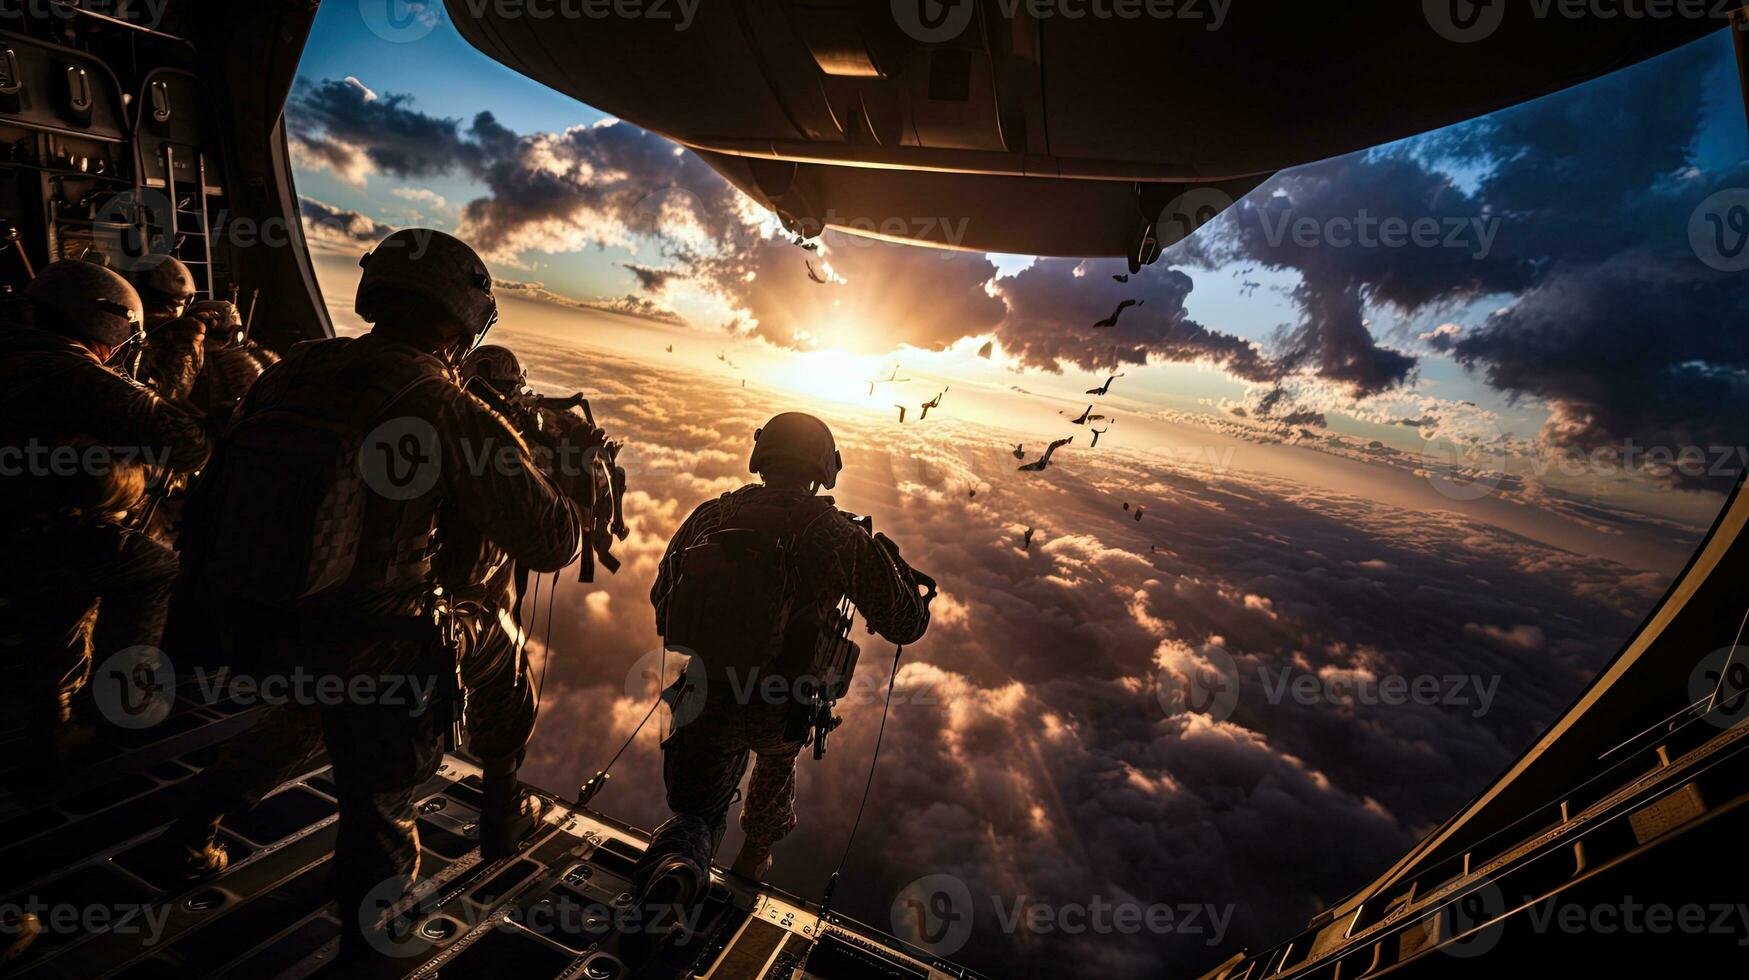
<box><xmin>1094</xmin><ymin>299</ymin><xmax>1143</xmax><ymax>329</ymax></box>
<box><xmin>1019</xmin><ymin>437</ymin><xmax>1073</xmax><ymax>472</ymax></box>
<box><xmin>1064</xmin><ymin>405</ymin><xmax>1107</xmax><ymax>426</ymax></box>
<box><xmin>1086</xmin><ymin>373</ymin><xmax>1126</xmax><ymax>396</ymax></box>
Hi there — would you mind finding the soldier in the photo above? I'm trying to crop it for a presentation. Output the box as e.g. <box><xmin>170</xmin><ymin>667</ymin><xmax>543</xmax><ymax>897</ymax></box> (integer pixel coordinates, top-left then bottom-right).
<box><xmin>637</xmin><ymin>413</ymin><xmax>933</xmax><ymax>916</ymax></box>
<box><xmin>169</xmin><ymin>230</ymin><xmax>588</xmax><ymax>962</ymax></box>
<box><xmin>0</xmin><ymin>261</ymin><xmax>210</xmax><ymax>779</ymax></box>
<box><xmin>126</xmin><ymin>255</ymin><xmax>205</xmax><ymax>405</ymax></box>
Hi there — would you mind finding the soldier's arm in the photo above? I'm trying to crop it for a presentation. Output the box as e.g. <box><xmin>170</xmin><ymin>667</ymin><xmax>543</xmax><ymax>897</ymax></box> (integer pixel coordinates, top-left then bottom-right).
<box><xmin>64</xmin><ymin>357</ymin><xmax>211</xmax><ymax>471</ymax></box>
<box><xmin>434</xmin><ymin>388</ymin><xmax>583</xmax><ymax>574</ymax></box>
<box><xmin>824</xmin><ymin>516</ymin><xmax>931</xmax><ymax>646</ymax></box>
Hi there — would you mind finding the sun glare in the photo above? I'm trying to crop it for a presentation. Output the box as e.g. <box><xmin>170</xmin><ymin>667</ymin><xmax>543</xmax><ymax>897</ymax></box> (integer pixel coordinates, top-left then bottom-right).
<box><xmin>763</xmin><ymin>347</ymin><xmax>884</xmax><ymax>407</ymax></box>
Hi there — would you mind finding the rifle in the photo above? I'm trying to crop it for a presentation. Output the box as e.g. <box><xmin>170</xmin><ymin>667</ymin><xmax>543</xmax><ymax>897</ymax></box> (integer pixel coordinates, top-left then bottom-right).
<box><xmin>466</xmin><ymin>381</ymin><xmax>630</xmax><ymax>582</ymax></box>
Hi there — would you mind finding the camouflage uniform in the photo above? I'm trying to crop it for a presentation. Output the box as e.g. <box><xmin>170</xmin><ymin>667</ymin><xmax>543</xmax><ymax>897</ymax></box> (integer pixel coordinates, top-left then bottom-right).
<box><xmin>0</xmin><ymin>324</ymin><xmax>209</xmax><ymax>772</ymax></box>
<box><xmin>169</xmin><ymin>333</ymin><xmax>582</xmax><ymax>946</ymax></box>
<box><xmin>638</xmin><ymin>485</ymin><xmax>930</xmax><ymax>883</ymax></box>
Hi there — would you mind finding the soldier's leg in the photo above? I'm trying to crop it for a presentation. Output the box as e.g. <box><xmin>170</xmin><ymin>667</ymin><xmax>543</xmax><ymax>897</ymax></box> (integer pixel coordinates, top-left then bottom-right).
<box><xmin>164</xmin><ymin>700</ymin><xmax>326</xmax><ymax>878</ymax></box>
<box><xmin>732</xmin><ymin>704</ymin><xmax>807</xmax><ymax>881</ymax></box>
<box><xmin>3</xmin><ymin>520</ymin><xmax>173</xmax><ymax>776</ymax></box>
<box><xmin>320</xmin><ymin>650</ymin><xmax>445</xmax><ymax>962</ymax></box>
<box><xmin>85</xmin><ymin>523</ymin><xmax>179</xmax><ymax>660</ymax></box>
<box><xmin>460</xmin><ymin>629</ymin><xmax>541</xmax><ymax>859</ymax></box>
<box><xmin>638</xmin><ymin>694</ymin><xmax>751</xmax><ymax>873</ymax></box>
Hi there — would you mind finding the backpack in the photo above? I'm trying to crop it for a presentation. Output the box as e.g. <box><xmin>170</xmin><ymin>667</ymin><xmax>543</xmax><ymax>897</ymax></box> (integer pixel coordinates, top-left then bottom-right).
<box><xmin>660</xmin><ymin>492</ymin><xmax>837</xmax><ymax>681</ymax></box>
<box><xmin>179</xmin><ymin>339</ymin><xmax>449</xmax><ymax>605</ymax></box>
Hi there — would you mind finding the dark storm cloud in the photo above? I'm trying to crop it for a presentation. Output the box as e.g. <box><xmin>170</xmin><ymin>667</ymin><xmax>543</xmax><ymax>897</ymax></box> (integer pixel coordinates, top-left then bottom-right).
<box><xmin>993</xmin><ymin>261</ymin><xmax>1277</xmax><ymax>378</ymax></box>
<box><xmin>296</xmin><ymin>195</ymin><xmax>394</xmax><ymax>245</ymax></box>
<box><xmin>289</xmin><ymin>77</ymin><xmax>482</xmax><ymax>180</ymax></box>
<box><xmin>490</xmin><ymin>329</ymin><xmax>1666</xmax><ymax>977</ymax></box>
<box><xmin>1414</xmin><ymin>38</ymin><xmax>1749</xmax><ymax>491</ymax></box>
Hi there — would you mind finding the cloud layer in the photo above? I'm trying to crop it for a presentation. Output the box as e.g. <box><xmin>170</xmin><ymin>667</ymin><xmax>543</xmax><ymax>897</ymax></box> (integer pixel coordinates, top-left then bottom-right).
<box><xmin>488</xmin><ymin>328</ymin><xmax>1667</xmax><ymax>977</ymax></box>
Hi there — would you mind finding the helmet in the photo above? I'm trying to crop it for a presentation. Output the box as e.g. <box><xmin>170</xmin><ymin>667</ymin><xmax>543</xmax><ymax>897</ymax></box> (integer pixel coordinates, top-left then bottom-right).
<box><xmin>749</xmin><ymin>412</ymin><xmax>842</xmax><ymax>489</ymax></box>
<box><xmin>458</xmin><ymin>344</ymin><xmax>525</xmax><ymax>395</ymax></box>
<box><xmin>24</xmin><ymin>260</ymin><xmax>145</xmax><ymax>347</ymax></box>
<box><xmin>188</xmin><ymin>299</ymin><xmax>242</xmax><ymax>331</ymax></box>
<box><xmin>356</xmin><ymin>229</ymin><xmax>498</xmax><ymax>347</ymax></box>
<box><xmin>130</xmin><ymin>254</ymin><xmax>197</xmax><ymax>313</ymax></box>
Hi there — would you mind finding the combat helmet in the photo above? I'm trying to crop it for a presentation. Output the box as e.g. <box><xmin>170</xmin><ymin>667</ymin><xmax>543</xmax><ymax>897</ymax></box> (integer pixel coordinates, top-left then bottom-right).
<box><xmin>356</xmin><ymin>229</ymin><xmax>498</xmax><ymax>353</ymax></box>
<box><xmin>25</xmin><ymin>260</ymin><xmax>146</xmax><ymax>348</ymax></box>
<box><xmin>130</xmin><ymin>254</ymin><xmax>197</xmax><ymax>315</ymax></box>
<box><xmin>459</xmin><ymin>344</ymin><xmax>526</xmax><ymax>396</ymax></box>
<box><xmin>750</xmin><ymin>412</ymin><xmax>842</xmax><ymax>489</ymax></box>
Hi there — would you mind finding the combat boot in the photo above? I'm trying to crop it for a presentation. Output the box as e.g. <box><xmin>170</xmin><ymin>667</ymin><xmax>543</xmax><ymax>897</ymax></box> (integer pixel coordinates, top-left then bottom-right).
<box><xmin>729</xmin><ymin>841</ymin><xmax>772</xmax><ymax>882</ymax></box>
<box><xmin>478</xmin><ymin>769</ymin><xmax>545</xmax><ymax>861</ymax></box>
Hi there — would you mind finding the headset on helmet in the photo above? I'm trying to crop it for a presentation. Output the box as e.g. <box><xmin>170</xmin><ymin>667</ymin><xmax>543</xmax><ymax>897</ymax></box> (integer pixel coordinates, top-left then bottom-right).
<box><xmin>356</xmin><ymin>229</ymin><xmax>498</xmax><ymax>356</ymax></box>
<box><xmin>458</xmin><ymin>344</ymin><xmax>526</xmax><ymax>396</ymax></box>
<box><xmin>750</xmin><ymin>412</ymin><xmax>843</xmax><ymax>489</ymax></box>
<box><xmin>25</xmin><ymin>260</ymin><xmax>146</xmax><ymax>349</ymax></box>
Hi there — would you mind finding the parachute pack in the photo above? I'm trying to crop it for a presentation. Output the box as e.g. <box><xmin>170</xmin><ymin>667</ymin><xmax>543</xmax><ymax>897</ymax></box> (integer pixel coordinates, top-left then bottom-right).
<box><xmin>659</xmin><ymin>492</ymin><xmax>844</xmax><ymax>686</ymax></box>
<box><xmin>180</xmin><ymin>339</ymin><xmax>449</xmax><ymax>605</ymax></box>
